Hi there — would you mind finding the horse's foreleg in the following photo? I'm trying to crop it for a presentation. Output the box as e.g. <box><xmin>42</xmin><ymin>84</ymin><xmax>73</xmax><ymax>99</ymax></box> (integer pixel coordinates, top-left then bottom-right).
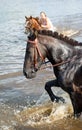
<box><xmin>69</xmin><ymin>92</ymin><xmax>81</xmax><ymax>118</ymax></box>
<box><xmin>45</xmin><ymin>79</ymin><xmax>65</xmax><ymax>103</ymax></box>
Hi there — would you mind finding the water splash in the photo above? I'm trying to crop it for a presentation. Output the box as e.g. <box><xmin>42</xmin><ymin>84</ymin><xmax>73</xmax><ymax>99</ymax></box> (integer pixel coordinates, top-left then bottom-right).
<box><xmin>15</xmin><ymin>90</ymin><xmax>73</xmax><ymax>127</ymax></box>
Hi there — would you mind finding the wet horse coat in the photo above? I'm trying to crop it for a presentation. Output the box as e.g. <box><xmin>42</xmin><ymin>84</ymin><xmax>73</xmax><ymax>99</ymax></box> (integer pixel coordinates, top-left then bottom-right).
<box><xmin>23</xmin><ymin>30</ymin><xmax>82</xmax><ymax>117</ymax></box>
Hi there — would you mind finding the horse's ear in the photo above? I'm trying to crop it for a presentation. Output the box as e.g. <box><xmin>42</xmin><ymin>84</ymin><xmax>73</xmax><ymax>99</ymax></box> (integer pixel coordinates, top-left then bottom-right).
<box><xmin>35</xmin><ymin>17</ymin><xmax>39</xmax><ymax>21</ymax></box>
<box><xmin>25</xmin><ymin>16</ymin><xmax>28</xmax><ymax>19</ymax></box>
<box><xmin>30</xmin><ymin>16</ymin><xmax>32</xmax><ymax>19</ymax></box>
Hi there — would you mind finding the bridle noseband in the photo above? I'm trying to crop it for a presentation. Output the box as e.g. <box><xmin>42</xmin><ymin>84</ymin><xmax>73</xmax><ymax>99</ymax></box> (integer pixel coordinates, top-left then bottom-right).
<box><xmin>28</xmin><ymin>38</ymin><xmax>45</xmax><ymax>70</ymax></box>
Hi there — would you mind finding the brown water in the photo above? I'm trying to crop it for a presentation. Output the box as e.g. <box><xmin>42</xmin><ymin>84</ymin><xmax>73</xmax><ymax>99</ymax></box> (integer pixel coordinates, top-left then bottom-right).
<box><xmin>0</xmin><ymin>69</ymin><xmax>82</xmax><ymax>130</ymax></box>
<box><xmin>0</xmin><ymin>0</ymin><xmax>82</xmax><ymax>129</ymax></box>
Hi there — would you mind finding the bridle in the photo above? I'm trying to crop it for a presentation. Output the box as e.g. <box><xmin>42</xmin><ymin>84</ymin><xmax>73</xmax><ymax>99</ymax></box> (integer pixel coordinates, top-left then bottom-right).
<box><xmin>27</xmin><ymin>38</ymin><xmax>77</xmax><ymax>71</ymax></box>
<box><xmin>28</xmin><ymin>38</ymin><xmax>45</xmax><ymax>70</ymax></box>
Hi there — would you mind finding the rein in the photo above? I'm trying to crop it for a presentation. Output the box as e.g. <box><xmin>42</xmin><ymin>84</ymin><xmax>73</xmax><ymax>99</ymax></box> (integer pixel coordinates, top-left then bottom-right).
<box><xmin>28</xmin><ymin>39</ymin><xmax>77</xmax><ymax>70</ymax></box>
<box><xmin>41</xmin><ymin>56</ymin><xmax>77</xmax><ymax>70</ymax></box>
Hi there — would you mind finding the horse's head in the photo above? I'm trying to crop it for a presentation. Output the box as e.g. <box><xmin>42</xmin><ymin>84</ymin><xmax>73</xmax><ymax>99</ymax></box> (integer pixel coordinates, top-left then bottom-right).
<box><xmin>23</xmin><ymin>32</ymin><xmax>45</xmax><ymax>79</ymax></box>
<box><xmin>25</xmin><ymin>16</ymin><xmax>41</xmax><ymax>34</ymax></box>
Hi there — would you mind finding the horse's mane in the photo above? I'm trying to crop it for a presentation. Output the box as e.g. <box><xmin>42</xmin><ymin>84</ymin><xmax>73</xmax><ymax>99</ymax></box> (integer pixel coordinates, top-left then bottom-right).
<box><xmin>37</xmin><ymin>30</ymin><xmax>82</xmax><ymax>46</ymax></box>
<box><xmin>33</xmin><ymin>17</ymin><xmax>41</xmax><ymax>25</ymax></box>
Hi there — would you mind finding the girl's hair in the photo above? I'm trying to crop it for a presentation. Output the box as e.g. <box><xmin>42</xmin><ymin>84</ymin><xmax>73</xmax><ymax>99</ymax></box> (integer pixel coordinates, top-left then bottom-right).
<box><xmin>40</xmin><ymin>11</ymin><xmax>46</xmax><ymax>17</ymax></box>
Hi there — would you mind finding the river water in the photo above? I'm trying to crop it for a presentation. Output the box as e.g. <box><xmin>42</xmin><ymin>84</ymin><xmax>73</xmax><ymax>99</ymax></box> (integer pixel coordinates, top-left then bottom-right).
<box><xmin>0</xmin><ymin>0</ymin><xmax>82</xmax><ymax>130</ymax></box>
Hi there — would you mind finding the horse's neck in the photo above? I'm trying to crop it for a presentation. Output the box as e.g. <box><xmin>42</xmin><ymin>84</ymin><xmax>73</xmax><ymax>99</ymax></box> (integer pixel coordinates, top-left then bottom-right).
<box><xmin>49</xmin><ymin>42</ymin><xmax>74</xmax><ymax>64</ymax></box>
<box><xmin>38</xmin><ymin>35</ymin><xmax>77</xmax><ymax>64</ymax></box>
<box><xmin>47</xmin><ymin>42</ymin><xmax>75</xmax><ymax>78</ymax></box>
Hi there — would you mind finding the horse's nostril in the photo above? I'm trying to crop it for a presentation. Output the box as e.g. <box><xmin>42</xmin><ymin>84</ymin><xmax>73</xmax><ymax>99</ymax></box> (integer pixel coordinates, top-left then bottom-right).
<box><xmin>34</xmin><ymin>68</ymin><xmax>38</xmax><ymax>72</ymax></box>
<box><xmin>23</xmin><ymin>69</ymin><xmax>27</xmax><ymax>78</ymax></box>
<box><xmin>32</xmin><ymin>69</ymin><xmax>35</xmax><ymax>73</ymax></box>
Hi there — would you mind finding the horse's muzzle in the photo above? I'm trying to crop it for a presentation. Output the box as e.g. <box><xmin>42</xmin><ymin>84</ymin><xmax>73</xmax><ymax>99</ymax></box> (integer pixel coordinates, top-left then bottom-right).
<box><xmin>23</xmin><ymin>69</ymin><xmax>36</xmax><ymax>79</ymax></box>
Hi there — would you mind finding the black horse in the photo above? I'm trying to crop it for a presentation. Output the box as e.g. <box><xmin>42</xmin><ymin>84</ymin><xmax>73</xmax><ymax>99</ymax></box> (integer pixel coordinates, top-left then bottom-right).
<box><xmin>23</xmin><ymin>30</ymin><xmax>82</xmax><ymax>117</ymax></box>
